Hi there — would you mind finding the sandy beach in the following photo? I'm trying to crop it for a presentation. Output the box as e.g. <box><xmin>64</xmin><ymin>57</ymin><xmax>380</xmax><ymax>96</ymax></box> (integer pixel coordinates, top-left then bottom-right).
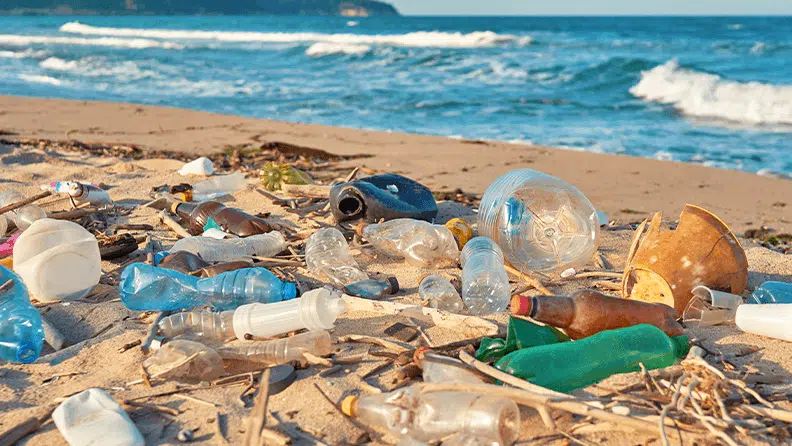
<box><xmin>1</xmin><ymin>94</ymin><xmax>792</xmax><ymax>446</ymax></box>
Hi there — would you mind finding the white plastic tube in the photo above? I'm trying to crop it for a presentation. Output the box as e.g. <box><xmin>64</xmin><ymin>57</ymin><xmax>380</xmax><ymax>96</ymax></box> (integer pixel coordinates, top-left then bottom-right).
<box><xmin>233</xmin><ymin>288</ymin><xmax>346</xmax><ymax>338</ymax></box>
<box><xmin>735</xmin><ymin>304</ymin><xmax>792</xmax><ymax>342</ymax></box>
<box><xmin>53</xmin><ymin>388</ymin><xmax>144</xmax><ymax>446</ymax></box>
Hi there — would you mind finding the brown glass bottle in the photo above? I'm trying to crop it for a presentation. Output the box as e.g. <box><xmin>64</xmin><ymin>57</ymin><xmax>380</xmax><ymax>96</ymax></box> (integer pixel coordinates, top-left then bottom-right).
<box><xmin>172</xmin><ymin>201</ymin><xmax>272</xmax><ymax>237</ymax></box>
<box><xmin>510</xmin><ymin>290</ymin><xmax>683</xmax><ymax>340</ymax></box>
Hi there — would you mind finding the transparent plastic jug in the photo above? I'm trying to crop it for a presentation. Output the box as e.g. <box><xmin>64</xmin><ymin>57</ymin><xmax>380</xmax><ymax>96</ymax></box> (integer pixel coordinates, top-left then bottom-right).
<box><xmin>478</xmin><ymin>169</ymin><xmax>600</xmax><ymax>273</ymax></box>
<box><xmin>0</xmin><ymin>265</ymin><xmax>44</xmax><ymax>363</ymax></box>
<box><xmin>143</xmin><ymin>339</ymin><xmax>225</xmax><ymax>383</ymax></box>
<box><xmin>169</xmin><ymin>232</ymin><xmax>286</xmax><ymax>263</ymax></box>
<box><xmin>419</xmin><ymin>275</ymin><xmax>465</xmax><ymax>314</ymax></box>
<box><xmin>217</xmin><ymin>330</ymin><xmax>333</xmax><ymax>364</ymax></box>
<box><xmin>13</xmin><ymin>218</ymin><xmax>101</xmax><ymax>302</ymax></box>
<box><xmin>460</xmin><ymin>237</ymin><xmax>511</xmax><ymax>315</ymax></box>
<box><xmin>735</xmin><ymin>303</ymin><xmax>792</xmax><ymax>342</ymax></box>
<box><xmin>360</xmin><ymin>219</ymin><xmax>462</xmax><ymax>267</ymax></box>
<box><xmin>0</xmin><ymin>189</ymin><xmax>47</xmax><ymax>231</ymax></box>
<box><xmin>305</xmin><ymin>227</ymin><xmax>368</xmax><ymax>286</ymax></box>
<box><xmin>53</xmin><ymin>389</ymin><xmax>145</xmax><ymax>446</ymax></box>
<box><xmin>750</xmin><ymin>281</ymin><xmax>792</xmax><ymax>304</ymax></box>
<box><xmin>191</xmin><ymin>172</ymin><xmax>246</xmax><ymax>201</ymax></box>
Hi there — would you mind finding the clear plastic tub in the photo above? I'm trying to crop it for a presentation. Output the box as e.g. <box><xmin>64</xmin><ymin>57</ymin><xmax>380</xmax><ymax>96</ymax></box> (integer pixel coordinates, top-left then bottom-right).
<box><xmin>169</xmin><ymin>232</ymin><xmax>286</xmax><ymax>263</ymax></box>
<box><xmin>217</xmin><ymin>330</ymin><xmax>333</xmax><ymax>364</ymax></box>
<box><xmin>305</xmin><ymin>227</ymin><xmax>368</xmax><ymax>286</ymax></box>
<box><xmin>53</xmin><ymin>389</ymin><xmax>145</xmax><ymax>446</ymax></box>
<box><xmin>460</xmin><ymin>237</ymin><xmax>511</xmax><ymax>315</ymax></box>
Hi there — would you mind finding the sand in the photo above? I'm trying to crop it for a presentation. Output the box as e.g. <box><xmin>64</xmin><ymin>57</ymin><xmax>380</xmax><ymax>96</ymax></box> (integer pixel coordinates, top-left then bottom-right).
<box><xmin>0</xmin><ymin>95</ymin><xmax>791</xmax><ymax>446</ymax></box>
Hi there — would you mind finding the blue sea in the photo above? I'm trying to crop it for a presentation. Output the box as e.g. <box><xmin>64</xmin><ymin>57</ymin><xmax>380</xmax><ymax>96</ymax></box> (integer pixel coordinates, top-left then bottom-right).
<box><xmin>0</xmin><ymin>16</ymin><xmax>790</xmax><ymax>174</ymax></box>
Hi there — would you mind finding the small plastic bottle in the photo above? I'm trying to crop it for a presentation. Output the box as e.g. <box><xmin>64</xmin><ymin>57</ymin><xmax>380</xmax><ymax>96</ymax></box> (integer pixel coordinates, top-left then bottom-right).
<box><xmin>53</xmin><ymin>389</ymin><xmax>145</xmax><ymax>446</ymax></box>
<box><xmin>419</xmin><ymin>275</ymin><xmax>465</xmax><ymax>313</ymax></box>
<box><xmin>478</xmin><ymin>169</ymin><xmax>600</xmax><ymax>273</ymax></box>
<box><xmin>43</xmin><ymin>181</ymin><xmax>113</xmax><ymax>206</ymax></box>
<box><xmin>359</xmin><ymin>218</ymin><xmax>469</xmax><ymax>267</ymax></box>
<box><xmin>169</xmin><ymin>232</ymin><xmax>286</xmax><ymax>263</ymax></box>
<box><xmin>119</xmin><ymin>264</ymin><xmax>297</xmax><ymax>312</ymax></box>
<box><xmin>143</xmin><ymin>339</ymin><xmax>225</xmax><ymax>383</ymax></box>
<box><xmin>735</xmin><ymin>303</ymin><xmax>792</xmax><ymax>342</ymax></box>
<box><xmin>460</xmin><ymin>237</ymin><xmax>511</xmax><ymax>315</ymax></box>
<box><xmin>191</xmin><ymin>172</ymin><xmax>247</xmax><ymax>201</ymax></box>
<box><xmin>0</xmin><ymin>265</ymin><xmax>44</xmax><ymax>363</ymax></box>
<box><xmin>750</xmin><ymin>281</ymin><xmax>792</xmax><ymax>304</ymax></box>
<box><xmin>342</xmin><ymin>277</ymin><xmax>399</xmax><ymax>300</ymax></box>
<box><xmin>415</xmin><ymin>348</ymin><xmax>484</xmax><ymax>384</ymax></box>
<box><xmin>341</xmin><ymin>386</ymin><xmax>520</xmax><ymax>445</ymax></box>
<box><xmin>217</xmin><ymin>330</ymin><xmax>333</xmax><ymax>364</ymax></box>
<box><xmin>172</xmin><ymin>200</ymin><xmax>272</xmax><ymax>237</ymax></box>
<box><xmin>0</xmin><ymin>189</ymin><xmax>47</xmax><ymax>231</ymax></box>
<box><xmin>305</xmin><ymin>227</ymin><xmax>368</xmax><ymax>287</ymax></box>
<box><xmin>158</xmin><ymin>310</ymin><xmax>236</xmax><ymax>342</ymax></box>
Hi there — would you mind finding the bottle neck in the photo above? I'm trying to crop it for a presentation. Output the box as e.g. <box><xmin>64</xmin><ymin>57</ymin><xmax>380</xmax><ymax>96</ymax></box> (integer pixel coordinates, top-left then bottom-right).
<box><xmin>173</xmin><ymin>202</ymin><xmax>198</xmax><ymax>219</ymax></box>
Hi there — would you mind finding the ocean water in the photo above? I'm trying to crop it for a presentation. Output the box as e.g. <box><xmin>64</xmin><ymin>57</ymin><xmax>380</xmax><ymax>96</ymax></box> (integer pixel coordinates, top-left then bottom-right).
<box><xmin>0</xmin><ymin>16</ymin><xmax>790</xmax><ymax>174</ymax></box>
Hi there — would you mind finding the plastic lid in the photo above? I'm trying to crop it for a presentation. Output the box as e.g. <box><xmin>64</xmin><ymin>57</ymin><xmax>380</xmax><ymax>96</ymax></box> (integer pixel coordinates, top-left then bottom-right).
<box><xmin>385</xmin><ymin>277</ymin><xmax>400</xmax><ymax>295</ymax></box>
<box><xmin>340</xmin><ymin>396</ymin><xmax>359</xmax><ymax>417</ymax></box>
<box><xmin>153</xmin><ymin>251</ymin><xmax>169</xmax><ymax>266</ymax></box>
<box><xmin>671</xmin><ymin>335</ymin><xmax>691</xmax><ymax>358</ymax></box>
<box><xmin>282</xmin><ymin>283</ymin><xmax>297</xmax><ymax>301</ymax></box>
<box><xmin>510</xmin><ymin>295</ymin><xmax>532</xmax><ymax>316</ymax></box>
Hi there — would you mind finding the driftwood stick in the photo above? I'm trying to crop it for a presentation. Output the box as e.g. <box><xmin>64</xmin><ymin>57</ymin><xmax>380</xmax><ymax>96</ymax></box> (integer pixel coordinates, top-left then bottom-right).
<box><xmin>504</xmin><ymin>263</ymin><xmax>553</xmax><ymax>295</ymax></box>
<box><xmin>244</xmin><ymin>367</ymin><xmax>271</xmax><ymax>446</ymax></box>
<box><xmin>0</xmin><ymin>190</ymin><xmax>52</xmax><ymax>216</ymax></box>
<box><xmin>158</xmin><ymin>210</ymin><xmax>191</xmax><ymax>239</ymax></box>
<box><xmin>281</xmin><ymin>184</ymin><xmax>331</xmax><ymax>198</ymax></box>
<box><xmin>140</xmin><ymin>311</ymin><xmax>166</xmax><ymax>354</ymax></box>
<box><xmin>46</xmin><ymin>208</ymin><xmax>98</xmax><ymax>220</ymax></box>
<box><xmin>337</xmin><ymin>334</ymin><xmax>412</xmax><ymax>353</ymax></box>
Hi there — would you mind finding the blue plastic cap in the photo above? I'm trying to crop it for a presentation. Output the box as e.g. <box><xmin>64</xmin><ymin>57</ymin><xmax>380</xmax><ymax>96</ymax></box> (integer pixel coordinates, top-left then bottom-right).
<box><xmin>153</xmin><ymin>251</ymin><xmax>170</xmax><ymax>266</ymax></box>
<box><xmin>282</xmin><ymin>283</ymin><xmax>297</xmax><ymax>301</ymax></box>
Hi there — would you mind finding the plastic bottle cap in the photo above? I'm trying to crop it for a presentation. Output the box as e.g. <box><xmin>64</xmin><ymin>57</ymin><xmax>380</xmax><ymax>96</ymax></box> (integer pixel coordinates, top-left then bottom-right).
<box><xmin>413</xmin><ymin>346</ymin><xmax>431</xmax><ymax>364</ymax></box>
<box><xmin>445</xmin><ymin>218</ymin><xmax>474</xmax><ymax>250</ymax></box>
<box><xmin>282</xmin><ymin>283</ymin><xmax>298</xmax><ymax>301</ymax></box>
<box><xmin>340</xmin><ymin>395</ymin><xmax>359</xmax><ymax>417</ymax></box>
<box><xmin>510</xmin><ymin>295</ymin><xmax>532</xmax><ymax>316</ymax></box>
<box><xmin>385</xmin><ymin>277</ymin><xmax>400</xmax><ymax>295</ymax></box>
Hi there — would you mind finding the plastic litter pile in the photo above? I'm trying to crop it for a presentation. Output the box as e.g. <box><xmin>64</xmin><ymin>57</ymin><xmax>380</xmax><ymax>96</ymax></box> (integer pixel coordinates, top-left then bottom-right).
<box><xmin>1</xmin><ymin>155</ymin><xmax>791</xmax><ymax>446</ymax></box>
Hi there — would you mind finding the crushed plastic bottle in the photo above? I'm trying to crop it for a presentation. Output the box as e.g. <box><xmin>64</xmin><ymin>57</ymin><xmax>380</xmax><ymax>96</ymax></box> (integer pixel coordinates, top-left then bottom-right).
<box><xmin>172</xmin><ymin>200</ymin><xmax>272</xmax><ymax>237</ymax></box>
<box><xmin>158</xmin><ymin>310</ymin><xmax>236</xmax><ymax>342</ymax></box>
<box><xmin>359</xmin><ymin>218</ymin><xmax>467</xmax><ymax>267</ymax></box>
<box><xmin>329</xmin><ymin>173</ymin><xmax>438</xmax><ymax>223</ymax></box>
<box><xmin>341</xmin><ymin>386</ymin><xmax>520</xmax><ymax>445</ymax></box>
<box><xmin>13</xmin><ymin>218</ymin><xmax>101</xmax><ymax>302</ymax></box>
<box><xmin>179</xmin><ymin>157</ymin><xmax>214</xmax><ymax>176</ymax></box>
<box><xmin>169</xmin><ymin>231</ymin><xmax>286</xmax><ymax>263</ymax></box>
<box><xmin>260</xmin><ymin>162</ymin><xmax>313</xmax><ymax>191</ymax></box>
<box><xmin>191</xmin><ymin>172</ymin><xmax>247</xmax><ymax>201</ymax></box>
<box><xmin>0</xmin><ymin>265</ymin><xmax>44</xmax><ymax>363</ymax></box>
<box><xmin>460</xmin><ymin>237</ymin><xmax>511</xmax><ymax>315</ymax></box>
<box><xmin>53</xmin><ymin>388</ymin><xmax>145</xmax><ymax>446</ymax></box>
<box><xmin>143</xmin><ymin>339</ymin><xmax>225</xmax><ymax>383</ymax></box>
<box><xmin>475</xmin><ymin>316</ymin><xmax>567</xmax><ymax>363</ymax></box>
<box><xmin>419</xmin><ymin>275</ymin><xmax>465</xmax><ymax>314</ymax></box>
<box><xmin>119</xmin><ymin>264</ymin><xmax>297</xmax><ymax>312</ymax></box>
<box><xmin>478</xmin><ymin>169</ymin><xmax>600</xmax><ymax>273</ymax></box>
<box><xmin>496</xmin><ymin>324</ymin><xmax>689</xmax><ymax>393</ymax></box>
<box><xmin>342</xmin><ymin>277</ymin><xmax>399</xmax><ymax>300</ymax></box>
<box><xmin>735</xmin><ymin>303</ymin><xmax>792</xmax><ymax>342</ymax></box>
<box><xmin>305</xmin><ymin>227</ymin><xmax>368</xmax><ymax>287</ymax></box>
<box><xmin>42</xmin><ymin>181</ymin><xmax>113</xmax><ymax>206</ymax></box>
<box><xmin>0</xmin><ymin>189</ymin><xmax>47</xmax><ymax>231</ymax></box>
<box><xmin>750</xmin><ymin>281</ymin><xmax>792</xmax><ymax>304</ymax></box>
<box><xmin>217</xmin><ymin>330</ymin><xmax>333</xmax><ymax>364</ymax></box>
<box><xmin>415</xmin><ymin>348</ymin><xmax>484</xmax><ymax>384</ymax></box>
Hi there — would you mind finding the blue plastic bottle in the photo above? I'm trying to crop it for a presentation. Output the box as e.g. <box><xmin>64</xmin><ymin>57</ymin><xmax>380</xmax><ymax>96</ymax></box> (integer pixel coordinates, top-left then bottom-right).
<box><xmin>750</xmin><ymin>282</ymin><xmax>792</xmax><ymax>304</ymax></box>
<box><xmin>0</xmin><ymin>265</ymin><xmax>44</xmax><ymax>363</ymax></box>
<box><xmin>119</xmin><ymin>264</ymin><xmax>297</xmax><ymax>312</ymax></box>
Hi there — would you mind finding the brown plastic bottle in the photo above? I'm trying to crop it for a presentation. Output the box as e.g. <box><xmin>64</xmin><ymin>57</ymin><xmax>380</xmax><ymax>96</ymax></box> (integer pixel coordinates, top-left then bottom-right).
<box><xmin>172</xmin><ymin>201</ymin><xmax>271</xmax><ymax>237</ymax></box>
<box><xmin>510</xmin><ymin>290</ymin><xmax>683</xmax><ymax>340</ymax></box>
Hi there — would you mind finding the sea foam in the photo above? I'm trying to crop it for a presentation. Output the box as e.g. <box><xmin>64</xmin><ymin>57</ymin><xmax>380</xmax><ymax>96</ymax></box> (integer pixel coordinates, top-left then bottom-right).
<box><xmin>60</xmin><ymin>22</ymin><xmax>531</xmax><ymax>48</ymax></box>
<box><xmin>0</xmin><ymin>34</ymin><xmax>183</xmax><ymax>49</ymax></box>
<box><xmin>631</xmin><ymin>60</ymin><xmax>792</xmax><ymax>125</ymax></box>
<box><xmin>305</xmin><ymin>42</ymin><xmax>371</xmax><ymax>56</ymax></box>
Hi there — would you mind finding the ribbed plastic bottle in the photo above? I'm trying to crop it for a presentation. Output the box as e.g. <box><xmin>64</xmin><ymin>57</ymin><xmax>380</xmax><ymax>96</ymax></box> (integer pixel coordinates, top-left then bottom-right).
<box><xmin>305</xmin><ymin>227</ymin><xmax>368</xmax><ymax>287</ymax></box>
<box><xmin>0</xmin><ymin>265</ymin><xmax>44</xmax><ymax>363</ymax></box>
<box><xmin>495</xmin><ymin>324</ymin><xmax>689</xmax><ymax>393</ymax></box>
<box><xmin>172</xmin><ymin>200</ymin><xmax>272</xmax><ymax>237</ymax></box>
<box><xmin>342</xmin><ymin>277</ymin><xmax>399</xmax><ymax>300</ymax></box>
<box><xmin>0</xmin><ymin>189</ymin><xmax>47</xmax><ymax>231</ymax></box>
<box><xmin>341</xmin><ymin>386</ymin><xmax>520</xmax><ymax>445</ymax></box>
<box><xmin>359</xmin><ymin>218</ymin><xmax>471</xmax><ymax>267</ymax></box>
<box><xmin>191</xmin><ymin>172</ymin><xmax>247</xmax><ymax>201</ymax></box>
<box><xmin>158</xmin><ymin>310</ymin><xmax>236</xmax><ymax>342</ymax></box>
<box><xmin>478</xmin><ymin>169</ymin><xmax>600</xmax><ymax>273</ymax></box>
<box><xmin>419</xmin><ymin>275</ymin><xmax>465</xmax><ymax>313</ymax></box>
<box><xmin>735</xmin><ymin>303</ymin><xmax>792</xmax><ymax>342</ymax></box>
<box><xmin>119</xmin><ymin>264</ymin><xmax>297</xmax><ymax>312</ymax></box>
<box><xmin>460</xmin><ymin>237</ymin><xmax>511</xmax><ymax>315</ymax></box>
<box><xmin>217</xmin><ymin>330</ymin><xmax>333</xmax><ymax>364</ymax></box>
<box><xmin>53</xmin><ymin>389</ymin><xmax>145</xmax><ymax>446</ymax></box>
<box><xmin>750</xmin><ymin>282</ymin><xmax>792</xmax><ymax>304</ymax></box>
<box><xmin>143</xmin><ymin>339</ymin><xmax>225</xmax><ymax>383</ymax></box>
<box><xmin>169</xmin><ymin>232</ymin><xmax>285</xmax><ymax>263</ymax></box>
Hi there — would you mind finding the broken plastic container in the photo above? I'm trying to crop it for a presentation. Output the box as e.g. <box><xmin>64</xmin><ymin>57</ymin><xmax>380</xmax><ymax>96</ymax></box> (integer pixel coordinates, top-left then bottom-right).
<box><xmin>179</xmin><ymin>157</ymin><xmax>214</xmax><ymax>176</ymax></box>
<box><xmin>13</xmin><ymin>218</ymin><xmax>101</xmax><ymax>302</ymax></box>
<box><xmin>750</xmin><ymin>282</ymin><xmax>792</xmax><ymax>304</ymax></box>
<box><xmin>0</xmin><ymin>265</ymin><xmax>44</xmax><ymax>363</ymax></box>
<box><xmin>460</xmin><ymin>237</ymin><xmax>510</xmax><ymax>315</ymax></box>
<box><xmin>191</xmin><ymin>172</ymin><xmax>246</xmax><ymax>201</ymax></box>
<box><xmin>169</xmin><ymin>231</ymin><xmax>285</xmax><ymax>263</ymax></box>
<box><xmin>0</xmin><ymin>189</ymin><xmax>47</xmax><ymax>231</ymax></box>
<box><xmin>217</xmin><ymin>330</ymin><xmax>333</xmax><ymax>364</ymax></box>
<box><xmin>496</xmin><ymin>324</ymin><xmax>689</xmax><ymax>393</ymax></box>
<box><xmin>143</xmin><ymin>339</ymin><xmax>225</xmax><ymax>383</ymax></box>
<box><xmin>478</xmin><ymin>169</ymin><xmax>600</xmax><ymax>273</ymax></box>
<box><xmin>342</xmin><ymin>277</ymin><xmax>399</xmax><ymax>300</ymax></box>
<box><xmin>329</xmin><ymin>173</ymin><xmax>438</xmax><ymax>223</ymax></box>
<box><xmin>43</xmin><ymin>181</ymin><xmax>112</xmax><ymax>207</ymax></box>
<box><xmin>159</xmin><ymin>310</ymin><xmax>236</xmax><ymax>342</ymax></box>
<box><xmin>419</xmin><ymin>275</ymin><xmax>465</xmax><ymax>314</ymax></box>
<box><xmin>341</xmin><ymin>386</ymin><xmax>520</xmax><ymax>445</ymax></box>
<box><xmin>172</xmin><ymin>200</ymin><xmax>272</xmax><ymax>237</ymax></box>
<box><xmin>305</xmin><ymin>227</ymin><xmax>368</xmax><ymax>287</ymax></box>
<box><xmin>53</xmin><ymin>388</ymin><xmax>145</xmax><ymax>446</ymax></box>
<box><xmin>735</xmin><ymin>303</ymin><xmax>792</xmax><ymax>342</ymax></box>
<box><xmin>683</xmin><ymin>285</ymin><xmax>743</xmax><ymax>328</ymax></box>
<box><xmin>119</xmin><ymin>264</ymin><xmax>296</xmax><ymax>312</ymax></box>
<box><xmin>360</xmin><ymin>219</ymin><xmax>463</xmax><ymax>267</ymax></box>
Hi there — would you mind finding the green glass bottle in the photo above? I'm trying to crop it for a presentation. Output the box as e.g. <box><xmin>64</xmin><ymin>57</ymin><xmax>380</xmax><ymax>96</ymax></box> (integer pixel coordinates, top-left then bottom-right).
<box><xmin>475</xmin><ymin>316</ymin><xmax>568</xmax><ymax>363</ymax></box>
<box><xmin>495</xmin><ymin>324</ymin><xmax>689</xmax><ymax>393</ymax></box>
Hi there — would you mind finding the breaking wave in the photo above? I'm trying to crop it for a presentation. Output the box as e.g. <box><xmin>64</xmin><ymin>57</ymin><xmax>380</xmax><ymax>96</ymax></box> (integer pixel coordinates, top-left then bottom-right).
<box><xmin>630</xmin><ymin>60</ymin><xmax>792</xmax><ymax>125</ymax></box>
<box><xmin>0</xmin><ymin>34</ymin><xmax>182</xmax><ymax>49</ymax></box>
<box><xmin>60</xmin><ymin>22</ymin><xmax>531</xmax><ymax>48</ymax></box>
<box><xmin>305</xmin><ymin>42</ymin><xmax>371</xmax><ymax>56</ymax></box>
<box><xmin>39</xmin><ymin>57</ymin><xmax>157</xmax><ymax>80</ymax></box>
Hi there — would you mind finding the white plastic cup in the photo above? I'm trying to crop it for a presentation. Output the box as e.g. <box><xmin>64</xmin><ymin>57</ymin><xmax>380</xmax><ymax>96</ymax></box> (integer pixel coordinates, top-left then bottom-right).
<box><xmin>735</xmin><ymin>303</ymin><xmax>792</xmax><ymax>342</ymax></box>
<box><xmin>683</xmin><ymin>285</ymin><xmax>743</xmax><ymax>327</ymax></box>
<box><xmin>13</xmin><ymin>218</ymin><xmax>101</xmax><ymax>301</ymax></box>
<box><xmin>233</xmin><ymin>288</ymin><xmax>346</xmax><ymax>339</ymax></box>
<box><xmin>179</xmin><ymin>157</ymin><xmax>215</xmax><ymax>176</ymax></box>
<box><xmin>53</xmin><ymin>388</ymin><xmax>145</xmax><ymax>446</ymax></box>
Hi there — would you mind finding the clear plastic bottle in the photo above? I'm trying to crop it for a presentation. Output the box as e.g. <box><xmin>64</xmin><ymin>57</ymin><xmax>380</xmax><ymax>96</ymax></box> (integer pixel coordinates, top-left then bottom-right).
<box><xmin>750</xmin><ymin>281</ymin><xmax>792</xmax><ymax>304</ymax></box>
<box><xmin>0</xmin><ymin>189</ymin><xmax>47</xmax><ymax>231</ymax></box>
<box><xmin>305</xmin><ymin>228</ymin><xmax>368</xmax><ymax>287</ymax></box>
<box><xmin>191</xmin><ymin>172</ymin><xmax>247</xmax><ymax>201</ymax></box>
<box><xmin>53</xmin><ymin>389</ymin><xmax>145</xmax><ymax>446</ymax></box>
<box><xmin>415</xmin><ymin>349</ymin><xmax>484</xmax><ymax>384</ymax></box>
<box><xmin>460</xmin><ymin>237</ymin><xmax>511</xmax><ymax>315</ymax></box>
<box><xmin>217</xmin><ymin>330</ymin><xmax>333</xmax><ymax>364</ymax></box>
<box><xmin>360</xmin><ymin>219</ymin><xmax>463</xmax><ymax>267</ymax></box>
<box><xmin>341</xmin><ymin>386</ymin><xmax>520</xmax><ymax>445</ymax></box>
<box><xmin>419</xmin><ymin>275</ymin><xmax>465</xmax><ymax>314</ymax></box>
<box><xmin>169</xmin><ymin>232</ymin><xmax>286</xmax><ymax>263</ymax></box>
<box><xmin>43</xmin><ymin>181</ymin><xmax>113</xmax><ymax>206</ymax></box>
<box><xmin>0</xmin><ymin>265</ymin><xmax>44</xmax><ymax>363</ymax></box>
<box><xmin>342</xmin><ymin>277</ymin><xmax>399</xmax><ymax>300</ymax></box>
<box><xmin>119</xmin><ymin>264</ymin><xmax>297</xmax><ymax>312</ymax></box>
<box><xmin>143</xmin><ymin>339</ymin><xmax>225</xmax><ymax>383</ymax></box>
<box><xmin>478</xmin><ymin>169</ymin><xmax>600</xmax><ymax>273</ymax></box>
<box><xmin>158</xmin><ymin>310</ymin><xmax>236</xmax><ymax>342</ymax></box>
